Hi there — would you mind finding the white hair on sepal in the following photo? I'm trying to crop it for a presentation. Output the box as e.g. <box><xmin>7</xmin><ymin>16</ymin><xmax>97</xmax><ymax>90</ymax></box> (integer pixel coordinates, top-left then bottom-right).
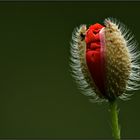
<box><xmin>118</xmin><ymin>20</ymin><xmax>140</xmax><ymax>98</ymax></box>
<box><xmin>126</xmin><ymin>32</ymin><xmax>140</xmax><ymax>92</ymax></box>
<box><xmin>69</xmin><ymin>25</ymin><xmax>105</xmax><ymax>103</ymax></box>
<box><xmin>104</xmin><ymin>17</ymin><xmax>140</xmax><ymax>100</ymax></box>
<box><xmin>89</xmin><ymin>97</ymin><xmax>107</xmax><ymax>104</ymax></box>
<box><xmin>119</xmin><ymin>93</ymin><xmax>132</xmax><ymax>101</ymax></box>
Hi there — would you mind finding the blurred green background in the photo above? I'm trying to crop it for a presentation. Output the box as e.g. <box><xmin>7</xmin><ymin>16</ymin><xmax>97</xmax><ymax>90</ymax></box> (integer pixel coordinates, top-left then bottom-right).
<box><xmin>0</xmin><ymin>1</ymin><xmax>140</xmax><ymax>139</ymax></box>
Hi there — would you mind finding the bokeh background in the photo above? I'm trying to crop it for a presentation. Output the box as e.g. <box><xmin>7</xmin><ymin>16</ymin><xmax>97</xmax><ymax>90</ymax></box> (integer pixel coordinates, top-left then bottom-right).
<box><xmin>0</xmin><ymin>1</ymin><xmax>140</xmax><ymax>139</ymax></box>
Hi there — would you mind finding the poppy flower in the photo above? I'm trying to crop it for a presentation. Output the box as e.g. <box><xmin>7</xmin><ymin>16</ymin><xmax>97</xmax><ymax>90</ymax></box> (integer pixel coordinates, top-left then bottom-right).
<box><xmin>70</xmin><ymin>18</ymin><xmax>140</xmax><ymax>102</ymax></box>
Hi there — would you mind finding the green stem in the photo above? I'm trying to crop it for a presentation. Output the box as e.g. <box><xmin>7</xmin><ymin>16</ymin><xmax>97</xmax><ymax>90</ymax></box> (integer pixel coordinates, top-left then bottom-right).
<box><xmin>109</xmin><ymin>100</ymin><xmax>121</xmax><ymax>140</ymax></box>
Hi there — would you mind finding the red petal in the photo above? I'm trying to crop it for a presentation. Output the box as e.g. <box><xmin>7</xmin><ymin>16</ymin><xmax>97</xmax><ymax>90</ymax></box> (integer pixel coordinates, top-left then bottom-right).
<box><xmin>85</xmin><ymin>23</ymin><xmax>106</xmax><ymax>96</ymax></box>
<box><xmin>90</xmin><ymin>42</ymin><xmax>100</xmax><ymax>50</ymax></box>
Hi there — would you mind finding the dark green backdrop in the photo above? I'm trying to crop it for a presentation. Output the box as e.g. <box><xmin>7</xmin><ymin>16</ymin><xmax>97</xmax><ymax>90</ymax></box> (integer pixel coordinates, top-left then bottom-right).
<box><xmin>0</xmin><ymin>1</ymin><xmax>140</xmax><ymax>139</ymax></box>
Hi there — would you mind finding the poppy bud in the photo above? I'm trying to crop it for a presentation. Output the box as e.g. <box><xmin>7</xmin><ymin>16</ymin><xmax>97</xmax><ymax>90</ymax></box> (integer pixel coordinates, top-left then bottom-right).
<box><xmin>70</xmin><ymin>18</ymin><xmax>140</xmax><ymax>102</ymax></box>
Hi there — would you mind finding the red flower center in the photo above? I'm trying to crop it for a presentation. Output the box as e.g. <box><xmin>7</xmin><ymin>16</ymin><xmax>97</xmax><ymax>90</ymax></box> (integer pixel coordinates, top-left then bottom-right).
<box><xmin>85</xmin><ymin>23</ymin><xmax>106</xmax><ymax>97</ymax></box>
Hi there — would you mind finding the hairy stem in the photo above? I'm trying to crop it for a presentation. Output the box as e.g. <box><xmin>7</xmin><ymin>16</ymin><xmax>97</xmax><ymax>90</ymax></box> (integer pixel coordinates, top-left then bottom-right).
<box><xmin>109</xmin><ymin>100</ymin><xmax>121</xmax><ymax>140</ymax></box>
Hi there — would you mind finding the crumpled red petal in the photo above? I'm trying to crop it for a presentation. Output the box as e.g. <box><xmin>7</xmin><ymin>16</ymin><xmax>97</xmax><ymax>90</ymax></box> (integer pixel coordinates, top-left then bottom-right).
<box><xmin>85</xmin><ymin>23</ymin><xmax>106</xmax><ymax>97</ymax></box>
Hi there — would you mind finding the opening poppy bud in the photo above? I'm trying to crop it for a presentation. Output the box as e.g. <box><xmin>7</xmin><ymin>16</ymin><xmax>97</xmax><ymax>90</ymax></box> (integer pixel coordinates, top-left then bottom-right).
<box><xmin>70</xmin><ymin>18</ymin><xmax>140</xmax><ymax>102</ymax></box>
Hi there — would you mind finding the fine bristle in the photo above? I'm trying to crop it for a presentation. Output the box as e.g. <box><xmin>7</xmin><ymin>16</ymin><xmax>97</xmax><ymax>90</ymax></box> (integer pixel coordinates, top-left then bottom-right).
<box><xmin>104</xmin><ymin>17</ymin><xmax>140</xmax><ymax>100</ymax></box>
